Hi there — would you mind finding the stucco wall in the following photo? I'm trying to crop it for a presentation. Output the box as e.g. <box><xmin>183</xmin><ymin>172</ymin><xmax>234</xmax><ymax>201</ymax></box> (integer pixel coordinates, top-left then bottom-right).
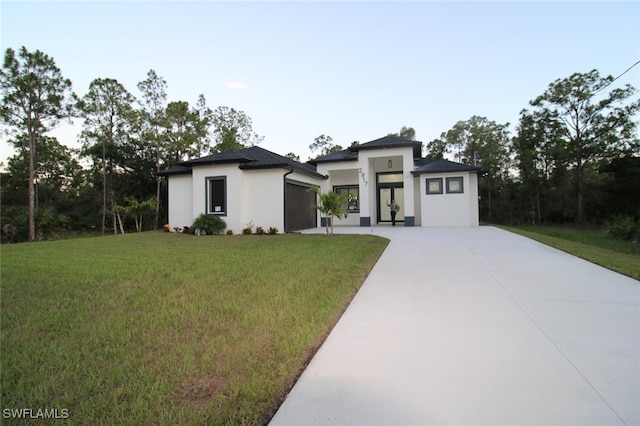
<box><xmin>242</xmin><ymin>169</ymin><xmax>285</xmax><ymax>232</ymax></box>
<box><xmin>317</xmin><ymin>147</ymin><xmax>416</xmax><ymax>226</ymax></box>
<box><xmin>191</xmin><ymin>164</ymin><xmax>243</xmax><ymax>233</ymax></box>
<box><xmin>181</xmin><ymin>165</ymin><xmax>323</xmax><ymax>234</ymax></box>
<box><xmin>167</xmin><ymin>174</ymin><xmax>193</xmax><ymax>230</ymax></box>
<box><xmin>316</xmin><ymin>164</ymin><xmax>357</xmax><ymax>226</ymax></box>
<box><xmin>170</xmin><ymin>147</ymin><xmax>479</xmax><ymax>233</ymax></box>
<box><xmin>467</xmin><ymin>173</ymin><xmax>479</xmax><ymax>226</ymax></box>
<box><xmin>327</xmin><ymin>169</ymin><xmax>359</xmax><ymax>226</ymax></box>
<box><xmin>358</xmin><ymin>148</ymin><xmax>415</xmax><ymax>224</ymax></box>
<box><xmin>419</xmin><ymin>172</ymin><xmax>479</xmax><ymax>227</ymax></box>
<box><xmin>413</xmin><ymin>176</ymin><xmax>422</xmax><ymax>226</ymax></box>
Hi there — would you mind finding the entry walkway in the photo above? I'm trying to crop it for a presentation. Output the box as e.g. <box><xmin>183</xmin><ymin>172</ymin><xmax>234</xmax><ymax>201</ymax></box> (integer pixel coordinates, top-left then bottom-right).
<box><xmin>270</xmin><ymin>226</ymin><xmax>639</xmax><ymax>426</ymax></box>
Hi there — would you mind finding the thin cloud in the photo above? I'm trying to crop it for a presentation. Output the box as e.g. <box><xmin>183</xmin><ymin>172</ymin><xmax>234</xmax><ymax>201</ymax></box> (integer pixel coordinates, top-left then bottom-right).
<box><xmin>225</xmin><ymin>81</ymin><xmax>250</xmax><ymax>90</ymax></box>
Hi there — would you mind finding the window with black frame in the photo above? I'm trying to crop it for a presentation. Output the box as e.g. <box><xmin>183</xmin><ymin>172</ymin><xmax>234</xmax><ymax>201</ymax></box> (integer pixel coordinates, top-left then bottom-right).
<box><xmin>206</xmin><ymin>176</ymin><xmax>227</xmax><ymax>215</ymax></box>
<box><xmin>446</xmin><ymin>177</ymin><xmax>464</xmax><ymax>194</ymax></box>
<box><xmin>425</xmin><ymin>178</ymin><xmax>443</xmax><ymax>195</ymax></box>
<box><xmin>334</xmin><ymin>186</ymin><xmax>359</xmax><ymax>212</ymax></box>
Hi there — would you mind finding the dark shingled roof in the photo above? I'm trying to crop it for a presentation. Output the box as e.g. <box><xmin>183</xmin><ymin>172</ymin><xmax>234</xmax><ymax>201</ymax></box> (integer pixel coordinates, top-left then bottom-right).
<box><xmin>157</xmin><ymin>142</ymin><xmax>481</xmax><ymax>178</ymax></box>
<box><xmin>157</xmin><ymin>146</ymin><xmax>325</xmax><ymax>178</ymax></box>
<box><xmin>309</xmin><ymin>135</ymin><xmax>422</xmax><ymax>164</ymax></box>
<box><xmin>155</xmin><ymin>165</ymin><xmax>192</xmax><ymax>176</ymax></box>
<box><xmin>307</xmin><ymin>148</ymin><xmax>358</xmax><ymax>164</ymax></box>
<box><xmin>412</xmin><ymin>158</ymin><xmax>482</xmax><ymax>175</ymax></box>
<box><xmin>352</xmin><ymin>135</ymin><xmax>422</xmax><ymax>157</ymax></box>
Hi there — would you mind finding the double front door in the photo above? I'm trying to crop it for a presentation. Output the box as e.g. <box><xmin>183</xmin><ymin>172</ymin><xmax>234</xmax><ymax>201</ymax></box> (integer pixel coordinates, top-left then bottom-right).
<box><xmin>377</xmin><ymin>173</ymin><xmax>404</xmax><ymax>224</ymax></box>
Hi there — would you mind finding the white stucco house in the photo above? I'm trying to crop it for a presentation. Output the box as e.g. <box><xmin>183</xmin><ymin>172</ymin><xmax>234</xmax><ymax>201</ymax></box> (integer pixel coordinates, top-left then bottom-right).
<box><xmin>158</xmin><ymin>136</ymin><xmax>482</xmax><ymax>233</ymax></box>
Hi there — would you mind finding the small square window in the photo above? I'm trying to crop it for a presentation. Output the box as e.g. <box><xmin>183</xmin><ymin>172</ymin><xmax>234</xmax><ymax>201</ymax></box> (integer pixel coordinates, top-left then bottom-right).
<box><xmin>426</xmin><ymin>178</ymin><xmax>443</xmax><ymax>195</ymax></box>
<box><xmin>446</xmin><ymin>177</ymin><xmax>464</xmax><ymax>194</ymax></box>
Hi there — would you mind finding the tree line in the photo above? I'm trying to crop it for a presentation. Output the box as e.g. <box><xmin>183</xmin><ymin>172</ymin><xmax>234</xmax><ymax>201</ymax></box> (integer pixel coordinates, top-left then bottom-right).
<box><xmin>1</xmin><ymin>46</ymin><xmax>639</xmax><ymax>243</ymax></box>
<box><xmin>1</xmin><ymin>47</ymin><xmax>262</xmax><ymax>242</ymax></box>
<box><xmin>310</xmin><ymin>73</ymin><xmax>639</xmax><ymax>227</ymax></box>
<box><xmin>426</xmin><ymin>68</ymin><xmax>639</xmax><ymax>226</ymax></box>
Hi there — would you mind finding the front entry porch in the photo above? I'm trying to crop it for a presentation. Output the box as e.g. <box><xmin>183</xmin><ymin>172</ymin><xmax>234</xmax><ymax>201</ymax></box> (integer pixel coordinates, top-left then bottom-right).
<box><xmin>376</xmin><ymin>172</ymin><xmax>405</xmax><ymax>225</ymax></box>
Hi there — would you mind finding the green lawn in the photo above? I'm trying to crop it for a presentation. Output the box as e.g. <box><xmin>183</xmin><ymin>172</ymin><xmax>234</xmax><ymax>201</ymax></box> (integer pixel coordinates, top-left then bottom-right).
<box><xmin>502</xmin><ymin>225</ymin><xmax>640</xmax><ymax>280</ymax></box>
<box><xmin>1</xmin><ymin>232</ymin><xmax>388</xmax><ymax>425</ymax></box>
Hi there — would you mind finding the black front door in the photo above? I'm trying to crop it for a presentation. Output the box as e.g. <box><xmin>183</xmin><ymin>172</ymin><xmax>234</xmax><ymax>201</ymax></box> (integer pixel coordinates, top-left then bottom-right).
<box><xmin>377</xmin><ymin>172</ymin><xmax>404</xmax><ymax>224</ymax></box>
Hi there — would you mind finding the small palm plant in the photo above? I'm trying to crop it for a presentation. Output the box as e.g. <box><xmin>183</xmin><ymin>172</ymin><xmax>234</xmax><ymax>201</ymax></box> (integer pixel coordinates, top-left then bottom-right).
<box><xmin>309</xmin><ymin>187</ymin><xmax>350</xmax><ymax>236</ymax></box>
<box><xmin>190</xmin><ymin>214</ymin><xmax>226</xmax><ymax>235</ymax></box>
<box><xmin>121</xmin><ymin>196</ymin><xmax>156</xmax><ymax>232</ymax></box>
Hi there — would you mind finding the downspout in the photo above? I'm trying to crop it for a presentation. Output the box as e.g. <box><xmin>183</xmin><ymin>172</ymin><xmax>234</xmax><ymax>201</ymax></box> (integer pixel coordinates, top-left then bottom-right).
<box><xmin>283</xmin><ymin>167</ymin><xmax>294</xmax><ymax>233</ymax></box>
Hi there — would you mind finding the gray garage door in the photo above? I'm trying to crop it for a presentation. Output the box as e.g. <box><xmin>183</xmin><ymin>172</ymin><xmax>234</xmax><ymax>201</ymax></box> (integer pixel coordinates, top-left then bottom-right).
<box><xmin>285</xmin><ymin>182</ymin><xmax>316</xmax><ymax>232</ymax></box>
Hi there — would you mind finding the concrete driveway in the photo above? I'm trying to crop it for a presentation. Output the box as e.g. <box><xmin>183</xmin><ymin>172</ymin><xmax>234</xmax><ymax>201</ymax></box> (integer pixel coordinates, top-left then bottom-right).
<box><xmin>270</xmin><ymin>226</ymin><xmax>639</xmax><ymax>426</ymax></box>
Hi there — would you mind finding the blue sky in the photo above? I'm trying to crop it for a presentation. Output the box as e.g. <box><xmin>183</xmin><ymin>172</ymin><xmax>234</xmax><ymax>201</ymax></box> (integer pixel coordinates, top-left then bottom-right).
<box><xmin>1</xmin><ymin>1</ymin><xmax>639</xmax><ymax>163</ymax></box>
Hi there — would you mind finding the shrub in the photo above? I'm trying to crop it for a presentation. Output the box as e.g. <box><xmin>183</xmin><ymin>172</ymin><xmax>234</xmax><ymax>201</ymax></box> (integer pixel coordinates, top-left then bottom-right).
<box><xmin>190</xmin><ymin>214</ymin><xmax>226</xmax><ymax>235</ymax></box>
<box><xmin>268</xmin><ymin>226</ymin><xmax>278</xmax><ymax>235</ymax></box>
<box><xmin>242</xmin><ymin>223</ymin><xmax>253</xmax><ymax>234</ymax></box>
<box><xmin>226</xmin><ymin>229</ymin><xmax>234</xmax><ymax>235</ymax></box>
<box><xmin>255</xmin><ymin>226</ymin><xmax>265</xmax><ymax>235</ymax></box>
<box><xmin>607</xmin><ymin>215</ymin><xmax>639</xmax><ymax>241</ymax></box>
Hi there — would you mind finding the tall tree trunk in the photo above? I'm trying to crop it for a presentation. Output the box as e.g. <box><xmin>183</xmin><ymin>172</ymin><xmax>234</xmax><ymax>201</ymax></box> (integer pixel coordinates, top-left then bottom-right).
<box><xmin>561</xmin><ymin>170</ymin><xmax>568</xmax><ymax>221</ymax></box>
<box><xmin>576</xmin><ymin>165</ymin><xmax>585</xmax><ymax>223</ymax></box>
<box><xmin>112</xmin><ymin>204</ymin><xmax>117</xmax><ymax>235</ymax></box>
<box><xmin>575</xmin><ymin>135</ymin><xmax>585</xmax><ymax>223</ymax></box>
<box><xmin>28</xmin><ymin>130</ymin><xmax>36</xmax><ymax>242</ymax></box>
<box><xmin>114</xmin><ymin>201</ymin><xmax>125</xmax><ymax>234</ymax></box>
<box><xmin>487</xmin><ymin>176</ymin><xmax>492</xmax><ymax>222</ymax></box>
<box><xmin>101</xmin><ymin>142</ymin><xmax>107</xmax><ymax>236</ymax></box>
<box><xmin>536</xmin><ymin>185</ymin><xmax>542</xmax><ymax>225</ymax></box>
<box><xmin>154</xmin><ymin>137</ymin><xmax>160</xmax><ymax>230</ymax></box>
<box><xmin>155</xmin><ymin>177</ymin><xmax>160</xmax><ymax>229</ymax></box>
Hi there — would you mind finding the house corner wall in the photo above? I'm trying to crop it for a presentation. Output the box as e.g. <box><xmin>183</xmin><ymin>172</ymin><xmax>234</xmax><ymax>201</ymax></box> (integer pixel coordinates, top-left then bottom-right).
<box><xmin>191</xmin><ymin>164</ymin><xmax>244</xmax><ymax>233</ymax></box>
<box><xmin>419</xmin><ymin>171</ymin><xmax>479</xmax><ymax>227</ymax></box>
<box><xmin>468</xmin><ymin>172</ymin><xmax>480</xmax><ymax>226</ymax></box>
<box><xmin>413</xmin><ymin>176</ymin><xmax>422</xmax><ymax>226</ymax></box>
<box><xmin>402</xmin><ymin>153</ymin><xmax>415</xmax><ymax>226</ymax></box>
<box><xmin>167</xmin><ymin>174</ymin><xmax>193</xmax><ymax>231</ymax></box>
<box><xmin>243</xmin><ymin>169</ymin><xmax>286</xmax><ymax>232</ymax></box>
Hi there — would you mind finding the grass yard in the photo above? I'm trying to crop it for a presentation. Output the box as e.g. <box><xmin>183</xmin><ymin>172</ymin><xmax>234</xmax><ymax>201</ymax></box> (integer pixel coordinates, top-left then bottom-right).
<box><xmin>1</xmin><ymin>232</ymin><xmax>388</xmax><ymax>425</ymax></box>
<box><xmin>502</xmin><ymin>225</ymin><xmax>640</xmax><ymax>280</ymax></box>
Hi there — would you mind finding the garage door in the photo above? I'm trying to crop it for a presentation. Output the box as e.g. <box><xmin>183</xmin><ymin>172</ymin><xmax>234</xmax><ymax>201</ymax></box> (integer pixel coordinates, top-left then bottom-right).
<box><xmin>285</xmin><ymin>182</ymin><xmax>317</xmax><ymax>232</ymax></box>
